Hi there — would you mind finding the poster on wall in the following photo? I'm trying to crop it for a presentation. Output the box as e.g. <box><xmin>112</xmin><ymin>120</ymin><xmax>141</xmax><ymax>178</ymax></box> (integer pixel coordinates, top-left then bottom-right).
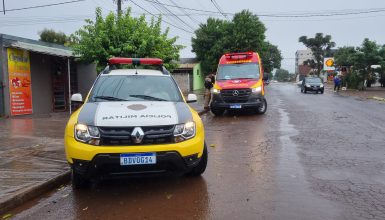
<box><xmin>8</xmin><ymin>48</ymin><xmax>33</xmax><ymax>116</ymax></box>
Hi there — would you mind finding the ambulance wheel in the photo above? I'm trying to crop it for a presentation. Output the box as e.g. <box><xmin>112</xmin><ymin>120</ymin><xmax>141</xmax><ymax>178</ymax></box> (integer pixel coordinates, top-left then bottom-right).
<box><xmin>256</xmin><ymin>98</ymin><xmax>267</xmax><ymax>114</ymax></box>
<box><xmin>211</xmin><ymin>108</ymin><xmax>224</xmax><ymax>116</ymax></box>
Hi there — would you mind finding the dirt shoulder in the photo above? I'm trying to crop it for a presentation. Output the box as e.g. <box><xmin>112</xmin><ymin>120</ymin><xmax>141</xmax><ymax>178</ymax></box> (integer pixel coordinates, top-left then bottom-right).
<box><xmin>324</xmin><ymin>83</ymin><xmax>385</xmax><ymax>101</ymax></box>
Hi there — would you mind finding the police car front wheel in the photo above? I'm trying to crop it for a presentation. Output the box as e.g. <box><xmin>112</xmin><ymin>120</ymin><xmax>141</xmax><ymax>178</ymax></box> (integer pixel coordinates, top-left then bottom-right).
<box><xmin>187</xmin><ymin>143</ymin><xmax>208</xmax><ymax>176</ymax></box>
<box><xmin>71</xmin><ymin>169</ymin><xmax>90</xmax><ymax>189</ymax></box>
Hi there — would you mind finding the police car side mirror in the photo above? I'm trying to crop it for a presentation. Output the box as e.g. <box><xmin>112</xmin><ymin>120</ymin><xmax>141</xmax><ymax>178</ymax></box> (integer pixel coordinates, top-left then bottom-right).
<box><xmin>186</xmin><ymin>94</ymin><xmax>197</xmax><ymax>103</ymax></box>
<box><xmin>71</xmin><ymin>93</ymin><xmax>83</xmax><ymax>103</ymax></box>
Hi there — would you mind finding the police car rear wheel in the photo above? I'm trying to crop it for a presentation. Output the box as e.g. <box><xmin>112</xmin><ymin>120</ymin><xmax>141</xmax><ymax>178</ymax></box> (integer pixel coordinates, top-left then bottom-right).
<box><xmin>187</xmin><ymin>143</ymin><xmax>208</xmax><ymax>176</ymax></box>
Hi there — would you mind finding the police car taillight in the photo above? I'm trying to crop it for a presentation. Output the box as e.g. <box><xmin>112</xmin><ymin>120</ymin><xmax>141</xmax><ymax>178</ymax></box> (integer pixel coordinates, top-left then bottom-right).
<box><xmin>108</xmin><ymin>57</ymin><xmax>163</xmax><ymax>66</ymax></box>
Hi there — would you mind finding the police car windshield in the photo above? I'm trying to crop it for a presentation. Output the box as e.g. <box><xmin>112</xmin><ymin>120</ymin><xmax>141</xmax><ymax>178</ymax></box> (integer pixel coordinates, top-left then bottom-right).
<box><xmin>90</xmin><ymin>75</ymin><xmax>183</xmax><ymax>102</ymax></box>
<box><xmin>217</xmin><ymin>63</ymin><xmax>260</xmax><ymax>80</ymax></box>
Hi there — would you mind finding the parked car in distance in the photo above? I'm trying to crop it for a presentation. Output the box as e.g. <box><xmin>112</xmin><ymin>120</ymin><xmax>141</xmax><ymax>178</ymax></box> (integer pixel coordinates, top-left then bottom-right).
<box><xmin>301</xmin><ymin>77</ymin><xmax>324</xmax><ymax>94</ymax></box>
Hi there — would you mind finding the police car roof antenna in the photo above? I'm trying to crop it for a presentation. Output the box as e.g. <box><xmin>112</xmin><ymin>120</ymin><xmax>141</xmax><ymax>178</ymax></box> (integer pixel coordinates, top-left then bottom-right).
<box><xmin>132</xmin><ymin>58</ymin><xmax>139</xmax><ymax>75</ymax></box>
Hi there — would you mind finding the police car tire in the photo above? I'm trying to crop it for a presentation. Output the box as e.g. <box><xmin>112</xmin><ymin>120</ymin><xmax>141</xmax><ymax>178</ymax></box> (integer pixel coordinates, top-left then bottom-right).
<box><xmin>71</xmin><ymin>169</ymin><xmax>89</xmax><ymax>189</ymax></box>
<box><xmin>188</xmin><ymin>143</ymin><xmax>208</xmax><ymax>176</ymax></box>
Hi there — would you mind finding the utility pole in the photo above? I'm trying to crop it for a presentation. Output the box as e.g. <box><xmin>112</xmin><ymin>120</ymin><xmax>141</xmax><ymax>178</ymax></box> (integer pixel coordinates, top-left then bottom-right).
<box><xmin>117</xmin><ymin>0</ymin><xmax>121</xmax><ymax>14</ymax></box>
<box><xmin>2</xmin><ymin>0</ymin><xmax>5</xmax><ymax>15</ymax></box>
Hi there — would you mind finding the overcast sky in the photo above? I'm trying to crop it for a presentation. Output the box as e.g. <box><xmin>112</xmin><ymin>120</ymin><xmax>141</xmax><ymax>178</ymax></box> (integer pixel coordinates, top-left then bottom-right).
<box><xmin>1</xmin><ymin>0</ymin><xmax>385</xmax><ymax>72</ymax></box>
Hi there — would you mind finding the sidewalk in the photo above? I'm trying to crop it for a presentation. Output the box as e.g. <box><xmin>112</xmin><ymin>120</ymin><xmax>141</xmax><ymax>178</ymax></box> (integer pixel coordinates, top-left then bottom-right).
<box><xmin>0</xmin><ymin>93</ymin><xmax>207</xmax><ymax>215</ymax></box>
<box><xmin>0</xmin><ymin>113</ymin><xmax>70</xmax><ymax>215</ymax></box>
<box><xmin>324</xmin><ymin>83</ymin><xmax>385</xmax><ymax>101</ymax></box>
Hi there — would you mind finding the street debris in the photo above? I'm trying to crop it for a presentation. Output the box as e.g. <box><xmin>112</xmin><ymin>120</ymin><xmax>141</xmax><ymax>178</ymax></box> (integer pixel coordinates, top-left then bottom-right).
<box><xmin>2</xmin><ymin>214</ymin><xmax>12</xmax><ymax>220</ymax></box>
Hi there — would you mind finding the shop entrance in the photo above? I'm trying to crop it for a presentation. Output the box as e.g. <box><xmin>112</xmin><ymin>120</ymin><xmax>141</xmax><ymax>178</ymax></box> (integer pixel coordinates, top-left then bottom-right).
<box><xmin>51</xmin><ymin>58</ymin><xmax>78</xmax><ymax>112</ymax></box>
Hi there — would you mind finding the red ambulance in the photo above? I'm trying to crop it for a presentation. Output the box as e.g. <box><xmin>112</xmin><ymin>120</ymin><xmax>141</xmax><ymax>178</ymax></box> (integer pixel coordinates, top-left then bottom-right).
<box><xmin>210</xmin><ymin>51</ymin><xmax>268</xmax><ymax>116</ymax></box>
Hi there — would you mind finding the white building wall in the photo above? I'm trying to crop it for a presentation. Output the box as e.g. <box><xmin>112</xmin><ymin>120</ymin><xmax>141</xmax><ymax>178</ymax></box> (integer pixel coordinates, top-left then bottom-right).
<box><xmin>295</xmin><ymin>49</ymin><xmax>314</xmax><ymax>75</ymax></box>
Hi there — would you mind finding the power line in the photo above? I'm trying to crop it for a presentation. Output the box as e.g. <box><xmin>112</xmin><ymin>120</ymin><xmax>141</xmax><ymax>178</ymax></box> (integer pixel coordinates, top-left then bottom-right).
<box><xmin>167</xmin><ymin>0</ymin><xmax>200</xmax><ymax>26</ymax></box>
<box><xmin>152</xmin><ymin>0</ymin><xmax>195</xmax><ymax>31</ymax></box>
<box><xmin>128</xmin><ymin>0</ymin><xmax>194</xmax><ymax>34</ymax></box>
<box><xmin>0</xmin><ymin>0</ymin><xmax>86</xmax><ymax>13</ymax></box>
<box><xmin>140</xmin><ymin>0</ymin><xmax>225</xmax><ymax>14</ymax></box>
<box><xmin>210</xmin><ymin>0</ymin><xmax>227</xmax><ymax>19</ymax></box>
<box><xmin>259</xmin><ymin>8</ymin><xmax>385</xmax><ymax>18</ymax></box>
<box><xmin>261</xmin><ymin>14</ymin><xmax>385</xmax><ymax>22</ymax></box>
<box><xmin>145</xmin><ymin>0</ymin><xmax>192</xmax><ymax>31</ymax></box>
<box><xmin>136</xmin><ymin>0</ymin><xmax>385</xmax><ymax>18</ymax></box>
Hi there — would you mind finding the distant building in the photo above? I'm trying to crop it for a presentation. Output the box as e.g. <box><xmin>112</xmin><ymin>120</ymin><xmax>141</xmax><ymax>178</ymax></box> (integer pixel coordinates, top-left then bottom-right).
<box><xmin>295</xmin><ymin>49</ymin><xmax>314</xmax><ymax>75</ymax></box>
<box><xmin>297</xmin><ymin>65</ymin><xmax>313</xmax><ymax>81</ymax></box>
<box><xmin>171</xmin><ymin>58</ymin><xmax>204</xmax><ymax>93</ymax></box>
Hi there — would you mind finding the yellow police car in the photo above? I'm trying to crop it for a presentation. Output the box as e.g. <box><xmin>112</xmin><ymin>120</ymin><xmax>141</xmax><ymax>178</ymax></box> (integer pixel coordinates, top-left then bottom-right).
<box><xmin>65</xmin><ymin>58</ymin><xmax>207</xmax><ymax>188</ymax></box>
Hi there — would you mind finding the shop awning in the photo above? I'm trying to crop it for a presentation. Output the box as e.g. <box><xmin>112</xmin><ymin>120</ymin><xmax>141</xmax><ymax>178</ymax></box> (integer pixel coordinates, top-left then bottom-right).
<box><xmin>9</xmin><ymin>41</ymin><xmax>74</xmax><ymax>57</ymax></box>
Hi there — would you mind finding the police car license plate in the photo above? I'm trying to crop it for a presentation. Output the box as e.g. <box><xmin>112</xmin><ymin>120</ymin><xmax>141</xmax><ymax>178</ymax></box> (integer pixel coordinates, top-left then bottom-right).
<box><xmin>230</xmin><ymin>104</ymin><xmax>242</xmax><ymax>109</ymax></box>
<box><xmin>120</xmin><ymin>153</ymin><xmax>156</xmax><ymax>166</ymax></box>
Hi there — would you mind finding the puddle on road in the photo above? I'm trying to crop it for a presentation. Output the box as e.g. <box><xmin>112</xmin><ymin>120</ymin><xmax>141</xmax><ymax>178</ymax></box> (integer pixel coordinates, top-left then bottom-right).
<box><xmin>274</xmin><ymin>99</ymin><xmax>341</xmax><ymax>220</ymax></box>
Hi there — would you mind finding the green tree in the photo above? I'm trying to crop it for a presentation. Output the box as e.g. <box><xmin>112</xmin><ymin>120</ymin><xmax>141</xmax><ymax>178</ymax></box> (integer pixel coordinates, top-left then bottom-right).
<box><xmin>260</xmin><ymin>42</ymin><xmax>282</xmax><ymax>73</ymax></box>
<box><xmin>274</xmin><ymin>69</ymin><xmax>290</xmax><ymax>82</ymax></box>
<box><xmin>299</xmin><ymin>33</ymin><xmax>336</xmax><ymax>75</ymax></box>
<box><xmin>334</xmin><ymin>39</ymin><xmax>384</xmax><ymax>89</ymax></box>
<box><xmin>191</xmin><ymin>18</ymin><xmax>229</xmax><ymax>73</ymax></box>
<box><xmin>378</xmin><ymin>45</ymin><xmax>385</xmax><ymax>87</ymax></box>
<box><xmin>39</xmin><ymin>29</ymin><xmax>68</xmax><ymax>45</ymax></box>
<box><xmin>225</xmin><ymin>10</ymin><xmax>266</xmax><ymax>52</ymax></box>
<box><xmin>334</xmin><ymin>46</ymin><xmax>357</xmax><ymax>68</ymax></box>
<box><xmin>71</xmin><ymin>8</ymin><xmax>183</xmax><ymax>72</ymax></box>
<box><xmin>354</xmin><ymin>39</ymin><xmax>383</xmax><ymax>87</ymax></box>
<box><xmin>192</xmin><ymin>10</ymin><xmax>282</xmax><ymax>74</ymax></box>
<box><xmin>334</xmin><ymin>46</ymin><xmax>361</xmax><ymax>89</ymax></box>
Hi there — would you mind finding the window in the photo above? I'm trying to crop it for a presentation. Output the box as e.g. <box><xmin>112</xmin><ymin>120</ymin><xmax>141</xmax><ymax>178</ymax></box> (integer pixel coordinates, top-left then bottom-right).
<box><xmin>90</xmin><ymin>75</ymin><xmax>183</xmax><ymax>102</ymax></box>
<box><xmin>217</xmin><ymin>63</ymin><xmax>260</xmax><ymax>80</ymax></box>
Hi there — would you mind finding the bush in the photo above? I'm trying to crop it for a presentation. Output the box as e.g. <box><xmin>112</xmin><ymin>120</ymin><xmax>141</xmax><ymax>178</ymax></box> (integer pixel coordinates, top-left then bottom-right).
<box><xmin>344</xmin><ymin>71</ymin><xmax>363</xmax><ymax>89</ymax></box>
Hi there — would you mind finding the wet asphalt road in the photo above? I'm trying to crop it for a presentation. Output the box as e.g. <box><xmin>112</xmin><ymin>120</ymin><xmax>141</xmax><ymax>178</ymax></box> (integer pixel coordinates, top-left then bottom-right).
<box><xmin>9</xmin><ymin>83</ymin><xmax>385</xmax><ymax>220</ymax></box>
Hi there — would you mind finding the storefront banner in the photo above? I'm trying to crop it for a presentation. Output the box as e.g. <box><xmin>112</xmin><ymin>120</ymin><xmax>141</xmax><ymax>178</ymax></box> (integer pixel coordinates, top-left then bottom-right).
<box><xmin>8</xmin><ymin>48</ymin><xmax>33</xmax><ymax>116</ymax></box>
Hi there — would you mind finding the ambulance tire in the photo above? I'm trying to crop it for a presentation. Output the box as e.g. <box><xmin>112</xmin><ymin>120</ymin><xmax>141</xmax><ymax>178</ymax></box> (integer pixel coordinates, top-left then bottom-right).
<box><xmin>187</xmin><ymin>143</ymin><xmax>208</xmax><ymax>176</ymax></box>
<box><xmin>256</xmin><ymin>98</ymin><xmax>267</xmax><ymax>114</ymax></box>
<box><xmin>211</xmin><ymin>108</ymin><xmax>224</xmax><ymax>116</ymax></box>
<box><xmin>71</xmin><ymin>169</ymin><xmax>90</xmax><ymax>189</ymax></box>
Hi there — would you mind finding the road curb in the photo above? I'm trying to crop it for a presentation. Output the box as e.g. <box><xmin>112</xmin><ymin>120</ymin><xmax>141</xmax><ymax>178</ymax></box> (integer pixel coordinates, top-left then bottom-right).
<box><xmin>370</xmin><ymin>96</ymin><xmax>385</xmax><ymax>102</ymax></box>
<box><xmin>0</xmin><ymin>170</ymin><xmax>71</xmax><ymax>215</ymax></box>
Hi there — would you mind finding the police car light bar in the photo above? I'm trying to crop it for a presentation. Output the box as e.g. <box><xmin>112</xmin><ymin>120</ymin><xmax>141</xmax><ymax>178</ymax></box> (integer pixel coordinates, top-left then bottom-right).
<box><xmin>108</xmin><ymin>57</ymin><xmax>163</xmax><ymax>66</ymax></box>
